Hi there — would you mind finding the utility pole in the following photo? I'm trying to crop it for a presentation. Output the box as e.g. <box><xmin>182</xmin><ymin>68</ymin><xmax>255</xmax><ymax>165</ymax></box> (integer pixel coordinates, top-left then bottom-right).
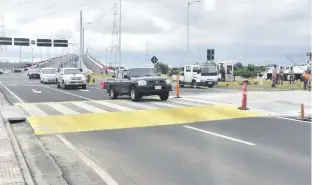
<box><xmin>105</xmin><ymin>48</ymin><xmax>108</xmax><ymax>66</ymax></box>
<box><xmin>114</xmin><ymin>45</ymin><xmax>117</xmax><ymax>76</ymax></box>
<box><xmin>145</xmin><ymin>41</ymin><xmax>149</xmax><ymax>67</ymax></box>
<box><xmin>186</xmin><ymin>2</ymin><xmax>190</xmax><ymax>65</ymax></box>
<box><xmin>79</xmin><ymin>10</ymin><xmax>83</xmax><ymax>69</ymax></box>
<box><xmin>119</xmin><ymin>0</ymin><xmax>122</xmax><ymax>68</ymax></box>
<box><xmin>19</xmin><ymin>46</ymin><xmax>21</xmax><ymax>63</ymax></box>
<box><xmin>82</xmin><ymin>27</ymin><xmax>84</xmax><ymax>55</ymax></box>
<box><xmin>31</xmin><ymin>47</ymin><xmax>33</xmax><ymax>64</ymax></box>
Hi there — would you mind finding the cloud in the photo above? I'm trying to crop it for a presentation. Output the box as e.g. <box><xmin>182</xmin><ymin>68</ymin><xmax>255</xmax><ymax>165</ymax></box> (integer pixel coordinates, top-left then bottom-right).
<box><xmin>0</xmin><ymin>0</ymin><xmax>310</xmax><ymax>67</ymax></box>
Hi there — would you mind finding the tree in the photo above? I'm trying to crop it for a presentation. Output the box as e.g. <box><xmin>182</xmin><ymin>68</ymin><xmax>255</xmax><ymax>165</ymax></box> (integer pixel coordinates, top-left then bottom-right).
<box><xmin>235</xmin><ymin>62</ymin><xmax>243</xmax><ymax>69</ymax></box>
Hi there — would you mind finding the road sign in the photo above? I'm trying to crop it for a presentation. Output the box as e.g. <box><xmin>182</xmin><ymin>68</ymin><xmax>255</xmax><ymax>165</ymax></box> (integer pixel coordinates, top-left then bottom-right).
<box><xmin>207</xmin><ymin>49</ymin><xmax>215</xmax><ymax>61</ymax></box>
<box><xmin>0</xmin><ymin>37</ymin><xmax>12</xmax><ymax>45</ymax></box>
<box><xmin>14</xmin><ymin>38</ymin><xmax>30</xmax><ymax>46</ymax></box>
<box><xmin>37</xmin><ymin>39</ymin><xmax>52</xmax><ymax>47</ymax></box>
<box><xmin>53</xmin><ymin>39</ymin><xmax>68</xmax><ymax>47</ymax></box>
<box><xmin>151</xmin><ymin>56</ymin><xmax>158</xmax><ymax>64</ymax></box>
<box><xmin>31</xmin><ymin>40</ymin><xmax>36</xmax><ymax>45</ymax></box>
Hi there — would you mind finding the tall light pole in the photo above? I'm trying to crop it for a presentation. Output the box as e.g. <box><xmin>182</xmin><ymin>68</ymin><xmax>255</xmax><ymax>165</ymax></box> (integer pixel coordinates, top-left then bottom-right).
<box><xmin>79</xmin><ymin>10</ymin><xmax>83</xmax><ymax>70</ymax></box>
<box><xmin>118</xmin><ymin>0</ymin><xmax>122</xmax><ymax>68</ymax></box>
<box><xmin>186</xmin><ymin>0</ymin><xmax>202</xmax><ymax>65</ymax></box>
<box><xmin>19</xmin><ymin>46</ymin><xmax>21</xmax><ymax>63</ymax></box>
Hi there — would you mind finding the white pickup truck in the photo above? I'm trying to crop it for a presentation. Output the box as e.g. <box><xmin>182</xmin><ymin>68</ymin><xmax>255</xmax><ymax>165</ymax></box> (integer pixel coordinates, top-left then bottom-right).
<box><xmin>177</xmin><ymin>65</ymin><xmax>218</xmax><ymax>88</ymax></box>
<box><xmin>56</xmin><ymin>68</ymin><xmax>87</xmax><ymax>89</ymax></box>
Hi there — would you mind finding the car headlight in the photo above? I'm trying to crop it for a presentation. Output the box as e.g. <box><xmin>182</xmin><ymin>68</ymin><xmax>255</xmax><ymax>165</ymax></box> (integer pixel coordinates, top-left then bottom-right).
<box><xmin>137</xmin><ymin>80</ymin><xmax>147</xmax><ymax>86</ymax></box>
<box><xmin>165</xmin><ymin>79</ymin><xmax>171</xmax><ymax>84</ymax></box>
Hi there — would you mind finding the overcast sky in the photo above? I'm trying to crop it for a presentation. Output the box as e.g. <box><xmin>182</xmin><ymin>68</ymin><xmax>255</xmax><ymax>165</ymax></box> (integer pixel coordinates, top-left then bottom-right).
<box><xmin>0</xmin><ymin>0</ymin><xmax>310</xmax><ymax>67</ymax></box>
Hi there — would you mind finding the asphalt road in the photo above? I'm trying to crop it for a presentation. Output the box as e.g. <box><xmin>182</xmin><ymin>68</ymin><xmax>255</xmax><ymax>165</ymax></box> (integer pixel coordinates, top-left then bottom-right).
<box><xmin>0</xmin><ymin>72</ymin><xmax>236</xmax><ymax>104</ymax></box>
<box><xmin>0</xmin><ymin>71</ymin><xmax>310</xmax><ymax>185</ymax></box>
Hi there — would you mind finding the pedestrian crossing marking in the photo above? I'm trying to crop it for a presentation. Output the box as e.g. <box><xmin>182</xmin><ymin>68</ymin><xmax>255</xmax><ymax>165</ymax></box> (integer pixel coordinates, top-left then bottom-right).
<box><xmin>18</xmin><ymin>98</ymin><xmax>213</xmax><ymax>117</ymax></box>
<box><xmin>27</xmin><ymin>104</ymin><xmax>265</xmax><ymax>135</ymax></box>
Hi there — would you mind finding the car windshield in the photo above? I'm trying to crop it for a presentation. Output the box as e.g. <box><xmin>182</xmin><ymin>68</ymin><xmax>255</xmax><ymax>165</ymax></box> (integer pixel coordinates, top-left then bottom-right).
<box><xmin>29</xmin><ymin>69</ymin><xmax>39</xmax><ymax>73</ymax></box>
<box><xmin>64</xmin><ymin>69</ymin><xmax>81</xmax><ymax>74</ymax></box>
<box><xmin>200</xmin><ymin>66</ymin><xmax>218</xmax><ymax>76</ymax></box>
<box><xmin>42</xmin><ymin>69</ymin><xmax>56</xmax><ymax>74</ymax></box>
<box><xmin>128</xmin><ymin>68</ymin><xmax>157</xmax><ymax>77</ymax></box>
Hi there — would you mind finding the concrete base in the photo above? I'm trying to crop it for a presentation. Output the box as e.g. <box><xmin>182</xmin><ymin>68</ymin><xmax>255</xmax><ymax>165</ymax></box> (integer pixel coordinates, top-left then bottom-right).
<box><xmin>0</xmin><ymin>106</ymin><xmax>26</xmax><ymax>122</ymax></box>
<box><xmin>238</xmin><ymin>107</ymin><xmax>249</xmax><ymax>110</ymax></box>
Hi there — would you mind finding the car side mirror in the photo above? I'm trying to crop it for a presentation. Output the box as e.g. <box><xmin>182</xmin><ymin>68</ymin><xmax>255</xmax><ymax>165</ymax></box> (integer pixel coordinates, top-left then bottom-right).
<box><xmin>112</xmin><ymin>75</ymin><xmax>115</xmax><ymax>78</ymax></box>
<box><xmin>79</xmin><ymin>69</ymin><xmax>83</xmax><ymax>72</ymax></box>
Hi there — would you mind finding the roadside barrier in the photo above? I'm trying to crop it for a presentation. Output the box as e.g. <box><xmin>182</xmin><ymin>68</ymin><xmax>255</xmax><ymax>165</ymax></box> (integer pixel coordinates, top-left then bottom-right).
<box><xmin>100</xmin><ymin>81</ymin><xmax>106</xmax><ymax>89</ymax></box>
<box><xmin>238</xmin><ymin>80</ymin><xmax>249</xmax><ymax>110</ymax></box>
<box><xmin>174</xmin><ymin>74</ymin><xmax>181</xmax><ymax>98</ymax></box>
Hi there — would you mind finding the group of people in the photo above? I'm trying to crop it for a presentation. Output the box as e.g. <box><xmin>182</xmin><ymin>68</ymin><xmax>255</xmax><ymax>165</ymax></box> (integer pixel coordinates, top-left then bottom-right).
<box><xmin>271</xmin><ymin>64</ymin><xmax>311</xmax><ymax>90</ymax></box>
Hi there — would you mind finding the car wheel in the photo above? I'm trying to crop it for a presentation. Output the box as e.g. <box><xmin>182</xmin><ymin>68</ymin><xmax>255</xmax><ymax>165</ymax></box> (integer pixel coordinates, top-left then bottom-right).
<box><xmin>82</xmin><ymin>85</ymin><xmax>87</xmax><ymax>89</ymax></box>
<box><xmin>208</xmin><ymin>85</ymin><xmax>214</xmax><ymax>88</ymax></box>
<box><xmin>130</xmin><ymin>87</ymin><xmax>141</xmax><ymax>102</ymax></box>
<box><xmin>109</xmin><ymin>86</ymin><xmax>118</xmax><ymax>99</ymax></box>
<box><xmin>57</xmin><ymin>80</ymin><xmax>60</xmax><ymax>88</ymax></box>
<box><xmin>159</xmin><ymin>91</ymin><xmax>169</xmax><ymax>101</ymax></box>
<box><xmin>62</xmin><ymin>81</ymin><xmax>67</xmax><ymax>89</ymax></box>
<box><xmin>29</xmin><ymin>76</ymin><xmax>31</xmax><ymax>79</ymax></box>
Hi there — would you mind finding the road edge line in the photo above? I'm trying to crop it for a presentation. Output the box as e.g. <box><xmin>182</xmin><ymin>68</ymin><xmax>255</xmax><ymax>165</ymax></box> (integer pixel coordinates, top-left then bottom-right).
<box><xmin>56</xmin><ymin>134</ymin><xmax>119</xmax><ymax>185</ymax></box>
<box><xmin>0</xmin><ymin>81</ymin><xmax>24</xmax><ymax>103</ymax></box>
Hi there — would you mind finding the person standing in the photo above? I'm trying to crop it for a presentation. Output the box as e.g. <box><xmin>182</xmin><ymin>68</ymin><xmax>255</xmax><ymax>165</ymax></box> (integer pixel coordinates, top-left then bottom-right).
<box><xmin>271</xmin><ymin>65</ymin><xmax>277</xmax><ymax>87</ymax></box>
<box><xmin>289</xmin><ymin>66</ymin><xmax>294</xmax><ymax>84</ymax></box>
<box><xmin>279</xmin><ymin>66</ymin><xmax>284</xmax><ymax>85</ymax></box>
<box><xmin>220</xmin><ymin>65</ymin><xmax>225</xmax><ymax>82</ymax></box>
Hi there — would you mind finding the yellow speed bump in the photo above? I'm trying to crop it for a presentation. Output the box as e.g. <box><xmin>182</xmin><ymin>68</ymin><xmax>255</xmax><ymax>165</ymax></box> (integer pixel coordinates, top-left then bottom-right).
<box><xmin>28</xmin><ymin>104</ymin><xmax>265</xmax><ymax>135</ymax></box>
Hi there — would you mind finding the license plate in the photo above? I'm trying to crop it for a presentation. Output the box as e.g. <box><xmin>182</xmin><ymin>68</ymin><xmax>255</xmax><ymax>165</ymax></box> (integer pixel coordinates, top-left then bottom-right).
<box><xmin>155</xmin><ymin>86</ymin><xmax>161</xmax><ymax>90</ymax></box>
<box><xmin>208</xmin><ymin>82</ymin><xmax>212</xmax><ymax>84</ymax></box>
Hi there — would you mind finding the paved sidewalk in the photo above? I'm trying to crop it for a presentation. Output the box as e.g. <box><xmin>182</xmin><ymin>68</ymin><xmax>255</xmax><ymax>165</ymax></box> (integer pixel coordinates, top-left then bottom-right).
<box><xmin>0</xmin><ymin>117</ymin><xmax>25</xmax><ymax>185</ymax></box>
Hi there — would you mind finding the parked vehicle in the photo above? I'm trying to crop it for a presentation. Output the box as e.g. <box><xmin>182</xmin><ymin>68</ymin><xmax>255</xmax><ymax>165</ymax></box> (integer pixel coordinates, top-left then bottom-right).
<box><xmin>56</xmin><ymin>68</ymin><xmax>87</xmax><ymax>89</ymax></box>
<box><xmin>28</xmin><ymin>69</ymin><xmax>40</xmax><ymax>79</ymax></box>
<box><xmin>106</xmin><ymin>68</ymin><xmax>172</xmax><ymax>101</ymax></box>
<box><xmin>178</xmin><ymin>65</ymin><xmax>218</xmax><ymax>88</ymax></box>
<box><xmin>40</xmin><ymin>68</ymin><xmax>57</xmax><ymax>84</ymax></box>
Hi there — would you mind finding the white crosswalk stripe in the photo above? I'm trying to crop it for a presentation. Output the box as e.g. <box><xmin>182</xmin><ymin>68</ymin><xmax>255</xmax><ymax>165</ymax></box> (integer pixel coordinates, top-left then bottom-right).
<box><xmin>19</xmin><ymin>97</ymin><xmax>214</xmax><ymax>117</ymax></box>
<box><xmin>47</xmin><ymin>103</ymin><xmax>80</xmax><ymax>115</ymax></box>
<box><xmin>73</xmin><ymin>102</ymin><xmax>107</xmax><ymax>113</ymax></box>
<box><xmin>96</xmin><ymin>101</ymin><xmax>133</xmax><ymax>111</ymax></box>
<box><xmin>21</xmin><ymin>104</ymin><xmax>48</xmax><ymax>116</ymax></box>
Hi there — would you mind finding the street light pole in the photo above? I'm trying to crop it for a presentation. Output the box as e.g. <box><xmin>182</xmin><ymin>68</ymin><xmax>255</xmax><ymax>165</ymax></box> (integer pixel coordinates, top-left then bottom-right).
<box><xmin>79</xmin><ymin>10</ymin><xmax>83</xmax><ymax>69</ymax></box>
<box><xmin>119</xmin><ymin>0</ymin><xmax>122</xmax><ymax>68</ymax></box>
<box><xmin>82</xmin><ymin>26</ymin><xmax>84</xmax><ymax>55</ymax></box>
<box><xmin>186</xmin><ymin>0</ymin><xmax>202</xmax><ymax>65</ymax></box>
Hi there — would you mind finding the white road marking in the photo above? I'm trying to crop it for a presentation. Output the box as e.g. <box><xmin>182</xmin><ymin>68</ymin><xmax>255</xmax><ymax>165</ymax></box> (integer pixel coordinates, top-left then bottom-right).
<box><xmin>73</xmin><ymin>102</ymin><xmax>106</xmax><ymax>113</ymax></box>
<box><xmin>40</xmin><ymin>85</ymin><xmax>92</xmax><ymax>100</ymax></box>
<box><xmin>180</xmin><ymin>97</ymin><xmax>219</xmax><ymax>105</ymax></box>
<box><xmin>80</xmin><ymin>89</ymin><xmax>89</xmax><ymax>92</ymax></box>
<box><xmin>31</xmin><ymin>89</ymin><xmax>42</xmax><ymax>94</ymax></box>
<box><xmin>56</xmin><ymin>135</ymin><xmax>119</xmax><ymax>185</ymax></box>
<box><xmin>149</xmin><ymin>101</ymin><xmax>182</xmax><ymax>108</ymax></box>
<box><xmin>123</xmin><ymin>101</ymin><xmax>158</xmax><ymax>110</ymax></box>
<box><xmin>0</xmin><ymin>81</ymin><xmax>24</xmax><ymax>103</ymax></box>
<box><xmin>184</xmin><ymin>125</ymin><xmax>256</xmax><ymax>146</ymax></box>
<box><xmin>20</xmin><ymin>104</ymin><xmax>48</xmax><ymax>116</ymax></box>
<box><xmin>96</xmin><ymin>101</ymin><xmax>133</xmax><ymax>111</ymax></box>
<box><xmin>47</xmin><ymin>103</ymin><xmax>80</xmax><ymax>115</ymax></box>
<box><xmin>169</xmin><ymin>99</ymin><xmax>203</xmax><ymax>106</ymax></box>
<box><xmin>275</xmin><ymin>116</ymin><xmax>312</xmax><ymax>125</ymax></box>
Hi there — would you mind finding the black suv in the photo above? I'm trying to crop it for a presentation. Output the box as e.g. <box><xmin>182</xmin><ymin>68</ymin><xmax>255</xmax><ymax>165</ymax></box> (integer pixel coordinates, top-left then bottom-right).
<box><xmin>107</xmin><ymin>68</ymin><xmax>172</xmax><ymax>101</ymax></box>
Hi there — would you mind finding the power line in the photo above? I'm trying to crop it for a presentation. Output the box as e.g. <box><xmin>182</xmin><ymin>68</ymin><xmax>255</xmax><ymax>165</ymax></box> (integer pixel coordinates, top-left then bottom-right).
<box><xmin>1</xmin><ymin>0</ymin><xmax>104</xmax><ymax>17</ymax></box>
<box><xmin>0</xmin><ymin>0</ymin><xmax>39</xmax><ymax>14</ymax></box>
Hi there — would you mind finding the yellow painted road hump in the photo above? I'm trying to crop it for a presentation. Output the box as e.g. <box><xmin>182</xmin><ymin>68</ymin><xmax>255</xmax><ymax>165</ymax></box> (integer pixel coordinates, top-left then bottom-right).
<box><xmin>28</xmin><ymin>104</ymin><xmax>264</xmax><ymax>135</ymax></box>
